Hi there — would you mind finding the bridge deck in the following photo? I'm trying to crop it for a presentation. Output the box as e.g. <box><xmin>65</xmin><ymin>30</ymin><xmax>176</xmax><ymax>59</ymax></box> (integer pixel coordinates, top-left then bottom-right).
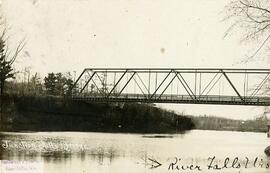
<box><xmin>71</xmin><ymin>94</ymin><xmax>270</xmax><ymax>106</ymax></box>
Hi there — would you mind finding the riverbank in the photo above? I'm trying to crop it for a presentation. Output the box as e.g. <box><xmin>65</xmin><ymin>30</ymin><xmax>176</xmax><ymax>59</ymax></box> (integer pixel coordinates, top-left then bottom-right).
<box><xmin>0</xmin><ymin>95</ymin><xmax>194</xmax><ymax>133</ymax></box>
<box><xmin>190</xmin><ymin>115</ymin><xmax>269</xmax><ymax>133</ymax></box>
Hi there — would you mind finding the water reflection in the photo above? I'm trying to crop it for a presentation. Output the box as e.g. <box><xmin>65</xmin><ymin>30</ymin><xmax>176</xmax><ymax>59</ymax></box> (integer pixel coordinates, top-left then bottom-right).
<box><xmin>0</xmin><ymin>130</ymin><xmax>269</xmax><ymax>173</ymax></box>
<box><xmin>0</xmin><ymin>133</ymin><xmax>123</xmax><ymax>168</ymax></box>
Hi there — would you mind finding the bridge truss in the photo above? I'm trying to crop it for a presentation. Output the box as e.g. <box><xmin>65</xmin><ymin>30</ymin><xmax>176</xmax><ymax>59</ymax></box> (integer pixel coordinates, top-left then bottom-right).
<box><xmin>71</xmin><ymin>68</ymin><xmax>270</xmax><ymax>106</ymax></box>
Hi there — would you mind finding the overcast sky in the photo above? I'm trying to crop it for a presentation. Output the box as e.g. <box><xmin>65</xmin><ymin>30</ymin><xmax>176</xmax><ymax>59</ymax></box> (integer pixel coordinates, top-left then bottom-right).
<box><xmin>1</xmin><ymin>0</ymin><xmax>269</xmax><ymax>119</ymax></box>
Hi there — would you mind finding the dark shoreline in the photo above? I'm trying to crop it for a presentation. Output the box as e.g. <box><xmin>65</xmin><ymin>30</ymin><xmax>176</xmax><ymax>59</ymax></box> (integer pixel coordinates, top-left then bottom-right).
<box><xmin>0</xmin><ymin>95</ymin><xmax>194</xmax><ymax>133</ymax></box>
<box><xmin>1</xmin><ymin>95</ymin><xmax>268</xmax><ymax>134</ymax></box>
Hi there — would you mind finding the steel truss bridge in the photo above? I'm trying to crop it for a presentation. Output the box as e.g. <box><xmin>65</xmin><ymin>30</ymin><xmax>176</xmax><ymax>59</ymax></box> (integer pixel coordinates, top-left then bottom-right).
<box><xmin>71</xmin><ymin>68</ymin><xmax>270</xmax><ymax>106</ymax></box>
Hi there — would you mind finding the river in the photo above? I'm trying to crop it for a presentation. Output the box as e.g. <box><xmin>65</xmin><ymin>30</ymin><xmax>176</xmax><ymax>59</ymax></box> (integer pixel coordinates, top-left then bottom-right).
<box><xmin>0</xmin><ymin>130</ymin><xmax>269</xmax><ymax>173</ymax></box>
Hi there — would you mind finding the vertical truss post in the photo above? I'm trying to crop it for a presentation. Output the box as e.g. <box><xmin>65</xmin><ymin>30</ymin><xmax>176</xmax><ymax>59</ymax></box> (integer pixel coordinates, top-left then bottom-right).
<box><xmin>155</xmin><ymin>72</ymin><xmax>158</xmax><ymax>91</ymax></box>
<box><xmin>246</xmin><ymin>73</ymin><xmax>248</xmax><ymax>97</ymax></box>
<box><xmin>195</xmin><ymin>71</ymin><xmax>197</xmax><ymax>96</ymax></box>
<box><xmin>244</xmin><ymin>71</ymin><xmax>248</xmax><ymax>97</ymax></box>
<box><xmin>199</xmin><ymin>73</ymin><xmax>202</xmax><ymax>95</ymax></box>
<box><xmin>148</xmin><ymin>70</ymin><xmax>151</xmax><ymax>95</ymax></box>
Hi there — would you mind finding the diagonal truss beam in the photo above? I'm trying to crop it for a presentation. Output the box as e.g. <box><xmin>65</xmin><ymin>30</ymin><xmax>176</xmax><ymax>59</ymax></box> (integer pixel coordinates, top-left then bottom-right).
<box><xmin>198</xmin><ymin>73</ymin><xmax>223</xmax><ymax>97</ymax></box>
<box><xmin>95</xmin><ymin>72</ymin><xmax>109</xmax><ymax>94</ymax></box>
<box><xmin>250</xmin><ymin>73</ymin><xmax>270</xmax><ymax>97</ymax></box>
<box><xmin>221</xmin><ymin>70</ymin><xmax>244</xmax><ymax>102</ymax></box>
<box><xmin>71</xmin><ymin>69</ymin><xmax>86</xmax><ymax>92</ymax></box>
<box><xmin>177</xmin><ymin>72</ymin><xmax>196</xmax><ymax>98</ymax></box>
<box><xmin>86</xmin><ymin>71</ymin><xmax>104</xmax><ymax>95</ymax></box>
<box><xmin>133</xmin><ymin>76</ymin><xmax>147</xmax><ymax>97</ymax></box>
<box><xmin>107</xmin><ymin>70</ymin><xmax>128</xmax><ymax>97</ymax></box>
<box><xmin>205</xmin><ymin>74</ymin><xmax>223</xmax><ymax>95</ymax></box>
<box><xmin>158</xmin><ymin>73</ymin><xmax>178</xmax><ymax>99</ymax></box>
<box><xmin>175</xmin><ymin>71</ymin><xmax>196</xmax><ymax>100</ymax></box>
<box><xmin>79</xmin><ymin>72</ymin><xmax>96</xmax><ymax>94</ymax></box>
<box><xmin>117</xmin><ymin>72</ymin><xmax>136</xmax><ymax>97</ymax></box>
<box><xmin>150</xmin><ymin>70</ymin><xmax>172</xmax><ymax>99</ymax></box>
<box><xmin>136</xmin><ymin>73</ymin><xmax>150</xmax><ymax>94</ymax></box>
<box><xmin>199</xmin><ymin>73</ymin><xmax>219</xmax><ymax>96</ymax></box>
<box><xmin>91</xmin><ymin>77</ymin><xmax>103</xmax><ymax>94</ymax></box>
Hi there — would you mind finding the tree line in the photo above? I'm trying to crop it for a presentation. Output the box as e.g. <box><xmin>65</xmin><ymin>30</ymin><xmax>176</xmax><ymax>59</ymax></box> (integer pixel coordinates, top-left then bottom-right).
<box><xmin>0</xmin><ymin>16</ymin><xmax>75</xmax><ymax>97</ymax></box>
<box><xmin>190</xmin><ymin>114</ymin><xmax>270</xmax><ymax>132</ymax></box>
<box><xmin>5</xmin><ymin>72</ymin><xmax>74</xmax><ymax>96</ymax></box>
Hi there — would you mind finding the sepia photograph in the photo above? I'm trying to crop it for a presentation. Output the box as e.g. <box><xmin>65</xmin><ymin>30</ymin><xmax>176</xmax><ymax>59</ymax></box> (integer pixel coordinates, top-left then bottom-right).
<box><xmin>1</xmin><ymin>0</ymin><xmax>270</xmax><ymax>172</ymax></box>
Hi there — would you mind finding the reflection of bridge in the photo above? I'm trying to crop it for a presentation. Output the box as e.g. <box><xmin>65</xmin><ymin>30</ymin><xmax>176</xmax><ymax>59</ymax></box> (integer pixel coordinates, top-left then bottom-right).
<box><xmin>71</xmin><ymin>68</ymin><xmax>270</xmax><ymax>106</ymax></box>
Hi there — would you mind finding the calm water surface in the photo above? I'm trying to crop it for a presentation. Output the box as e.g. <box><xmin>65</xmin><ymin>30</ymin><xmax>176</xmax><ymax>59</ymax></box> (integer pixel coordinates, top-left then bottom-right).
<box><xmin>0</xmin><ymin>130</ymin><xmax>269</xmax><ymax>173</ymax></box>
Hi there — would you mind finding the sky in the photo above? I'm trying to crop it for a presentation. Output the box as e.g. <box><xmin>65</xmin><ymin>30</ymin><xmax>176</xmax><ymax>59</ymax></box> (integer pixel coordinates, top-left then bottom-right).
<box><xmin>1</xmin><ymin>0</ymin><xmax>270</xmax><ymax>120</ymax></box>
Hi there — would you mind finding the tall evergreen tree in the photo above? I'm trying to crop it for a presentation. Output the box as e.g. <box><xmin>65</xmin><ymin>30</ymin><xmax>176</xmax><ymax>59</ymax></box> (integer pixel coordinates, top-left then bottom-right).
<box><xmin>0</xmin><ymin>31</ymin><xmax>24</xmax><ymax>95</ymax></box>
<box><xmin>44</xmin><ymin>72</ymin><xmax>74</xmax><ymax>96</ymax></box>
<box><xmin>44</xmin><ymin>73</ymin><xmax>57</xmax><ymax>95</ymax></box>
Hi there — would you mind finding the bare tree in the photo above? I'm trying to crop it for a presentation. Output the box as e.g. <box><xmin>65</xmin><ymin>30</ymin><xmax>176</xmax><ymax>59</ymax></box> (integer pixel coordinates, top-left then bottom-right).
<box><xmin>224</xmin><ymin>0</ymin><xmax>270</xmax><ymax>62</ymax></box>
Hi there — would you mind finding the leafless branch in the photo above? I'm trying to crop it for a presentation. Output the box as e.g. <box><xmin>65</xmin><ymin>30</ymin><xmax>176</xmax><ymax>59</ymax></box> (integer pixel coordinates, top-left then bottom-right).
<box><xmin>224</xmin><ymin>0</ymin><xmax>270</xmax><ymax>62</ymax></box>
<box><xmin>240</xmin><ymin>0</ymin><xmax>270</xmax><ymax>15</ymax></box>
<box><xmin>9</xmin><ymin>39</ymin><xmax>26</xmax><ymax>65</ymax></box>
